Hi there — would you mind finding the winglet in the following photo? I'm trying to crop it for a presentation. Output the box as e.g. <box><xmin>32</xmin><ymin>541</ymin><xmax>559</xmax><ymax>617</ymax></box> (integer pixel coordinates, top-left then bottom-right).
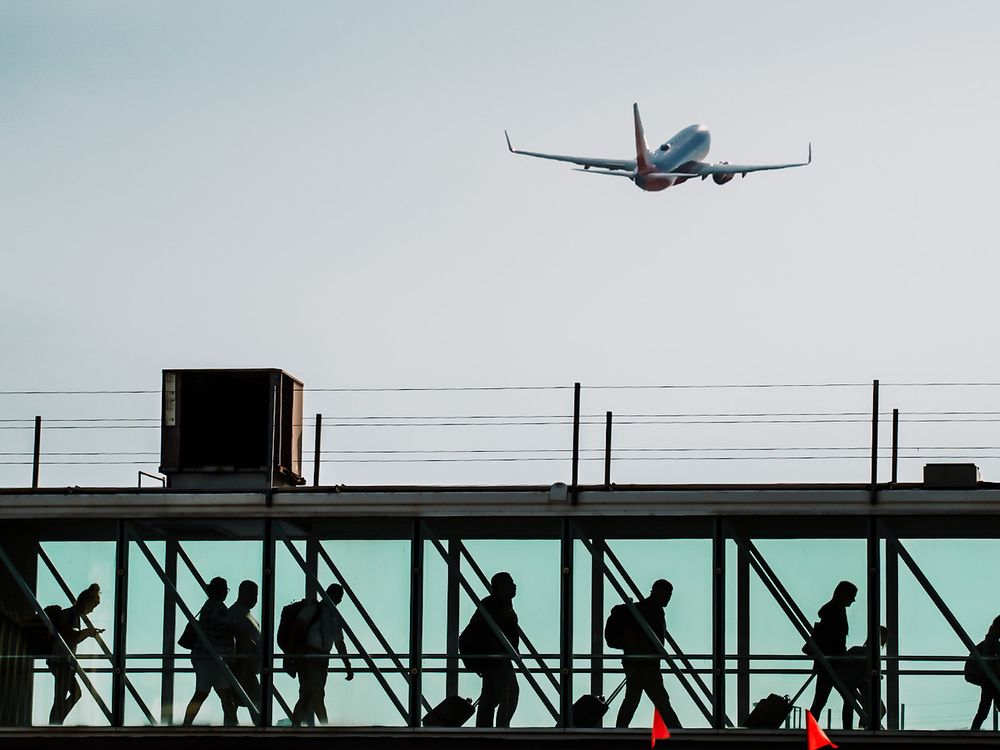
<box><xmin>807</xmin><ymin>142</ymin><xmax>812</xmax><ymax>164</ymax></box>
<box><xmin>505</xmin><ymin>130</ymin><xmax>515</xmax><ymax>153</ymax></box>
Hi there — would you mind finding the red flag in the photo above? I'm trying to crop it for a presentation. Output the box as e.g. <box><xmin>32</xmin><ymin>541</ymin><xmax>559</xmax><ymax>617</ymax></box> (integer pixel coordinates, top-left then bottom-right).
<box><xmin>806</xmin><ymin>710</ymin><xmax>837</xmax><ymax>750</ymax></box>
<box><xmin>651</xmin><ymin>709</ymin><xmax>670</xmax><ymax>746</ymax></box>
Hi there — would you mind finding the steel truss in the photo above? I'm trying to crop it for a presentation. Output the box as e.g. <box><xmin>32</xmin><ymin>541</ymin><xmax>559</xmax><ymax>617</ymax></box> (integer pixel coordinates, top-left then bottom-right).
<box><xmin>1</xmin><ymin>513</ymin><xmax>999</xmax><ymax>733</ymax></box>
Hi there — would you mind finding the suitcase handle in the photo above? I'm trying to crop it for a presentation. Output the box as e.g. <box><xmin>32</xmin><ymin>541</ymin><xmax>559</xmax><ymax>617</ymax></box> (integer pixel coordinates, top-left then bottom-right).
<box><xmin>606</xmin><ymin>677</ymin><xmax>629</xmax><ymax>704</ymax></box>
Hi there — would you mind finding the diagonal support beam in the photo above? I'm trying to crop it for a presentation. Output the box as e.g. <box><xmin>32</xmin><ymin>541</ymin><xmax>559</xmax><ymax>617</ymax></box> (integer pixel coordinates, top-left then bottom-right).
<box><xmin>572</xmin><ymin>530</ymin><xmax>715</xmax><ymax>725</ymax></box>
<box><xmin>128</xmin><ymin>529</ymin><xmax>260</xmax><ymax>723</ymax></box>
<box><xmin>277</xmin><ymin>532</ymin><xmax>410</xmax><ymax>722</ymax></box>
<box><xmin>0</xmin><ymin>542</ymin><xmax>114</xmax><ymax>724</ymax></box>
<box><xmin>36</xmin><ymin>544</ymin><xmax>156</xmax><ymax>725</ymax></box>
<box><xmin>724</xmin><ymin>524</ymin><xmax>868</xmax><ymax>726</ymax></box>
<box><xmin>455</xmin><ymin>540</ymin><xmax>561</xmax><ymax>692</ymax></box>
<box><xmin>307</xmin><ymin>533</ymin><xmax>431</xmax><ymax>712</ymax></box>
<box><xmin>421</xmin><ymin>522</ymin><xmax>561</xmax><ymax>723</ymax></box>
<box><xmin>601</xmin><ymin>540</ymin><xmax>722</xmax><ymax>712</ymax></box>
<box><xmin>884</xmin><ymin>527</ymin><xmax>1000</xmax><ymax>700</ymax></box>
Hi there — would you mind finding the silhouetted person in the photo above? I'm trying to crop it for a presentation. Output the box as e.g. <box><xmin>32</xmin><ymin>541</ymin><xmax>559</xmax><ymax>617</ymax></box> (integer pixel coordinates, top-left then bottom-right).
<box><xmin>807</xmin><ymin>581</ymin><xmax>857</xmax><ymax>727</ymax></box>
<box><xmin>183</xmin><ymin>577</ymin><xmax>237</xmax><ymax>726</ymax></box>
<box><xmin>839</xmin><ymin>626</ymin><xmax>888</xmax><ymax>730</ymax></box>
<box><xmin>47</xmin><ymin>583</ymin><xmax>103</xmax><ymax>725</ymax></box>
<box><xmin>228</xmin><ymin>580</ymin><xmax>261</xmax><ymax>724</ymax></box>
<box><xmin>616</xmin><ymin>579</ymin><xmax>682</xmax><ymax>729</ymax></box>
<box><xmin>462</xmin><ymin>572</ymin><xmax>520</xmax><ymax>727</ymax></box>
<box><xmin>291</xmin><ymin>583</ymin><xmax>353</xmax><ymax>726</ymax></box>
<box><xmin>971</xmin><ymin>617</ymin><xmax>1000</xmax><ymax>730</ymax></box>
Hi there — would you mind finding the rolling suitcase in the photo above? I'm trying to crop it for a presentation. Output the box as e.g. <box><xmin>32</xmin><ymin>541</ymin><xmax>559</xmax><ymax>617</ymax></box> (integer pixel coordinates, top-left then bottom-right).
<box><xmin>745</xmin><ymin>674</ymin><xmax>815</xmax><ymax>729</ymax></box>
<box><xmin>422</xmin><ymin>696</ymin><xmax>477</xmax><ymax>727</ymax></box>
<box><xmin>567</xmin><ymin>679</ymin><xmax>628</xmax><ymax>728</ymax></box>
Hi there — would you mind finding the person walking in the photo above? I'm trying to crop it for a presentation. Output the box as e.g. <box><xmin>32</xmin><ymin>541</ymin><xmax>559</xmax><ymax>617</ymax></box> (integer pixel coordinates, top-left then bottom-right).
<box><xmin>969</xmin><ymin>617</ymin><xmax>1000</xmax><ymax>730</ymax></box>
<box><xmin>46</xmin><ymin>583</ymin><xmax>104</xmax><ymax>725</ymax></box>
<box><xmin>291</xmin><ymin>583</ymin><xmax>353</xmax><ymax>726</ymax></box>
<box><xmin>807</xmin><ymin>581</ymin><xmax>858</xmax><ymax>728</ymax></box>
<box><xmin>228</xmin><ymin>580</ymin><xmax>262</xmax><ymax>724</ymax></box>
<box><xmin>183</xmin><ymin>576</ymin><xmax>237</xmax><ymax>726</ymax></box>
<box><xmin>615</xmin><ymin>579</ymin><xmax>682</xmax><ymax>729</ymax></box>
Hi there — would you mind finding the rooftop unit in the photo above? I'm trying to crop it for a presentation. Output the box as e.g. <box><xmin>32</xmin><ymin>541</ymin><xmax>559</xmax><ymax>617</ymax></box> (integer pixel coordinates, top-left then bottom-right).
<box><xmin>159</xmin><ymin>368</ymin><xmax>304</xmax><ymax>489</ymax></box>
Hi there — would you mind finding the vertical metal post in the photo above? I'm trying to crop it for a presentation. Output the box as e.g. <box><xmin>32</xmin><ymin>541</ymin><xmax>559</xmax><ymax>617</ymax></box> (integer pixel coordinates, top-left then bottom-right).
<box><xmin>160</xmin><ymin>539</ymin><xmax>178</xmax><ymax>725</ymax></box>
<box><xmin>867</xmin><ymin>516</ymin><xmax>881</xmax><ymax>732</ymax></box>
<box><xmin>870</xmin><ymin>379</ymin><xmax>880</xmax><ymax>504</ymax></box>
<box><xmin>313</xmin><ymin>413</ymin><xmax>323</xmax><ymax>486</ymax></box>
<box><xmin>891</xmin><ymin>409</ymin><xmax>899</xmax><ymax>485</ymax></box>
<box><xmin>112</xmin><ymin>521</ymin><xmax>130</xmax><ymax>726</ymax></box>
<box><xmin>560</xmin><ymin>519</ymin><xmax>573</xmax><ymax>726</ymax></box>
<box><xmin>266</xmin><ymin>381</ymin><xmax>278</xmax><ymax>502</ymax></box>
<box><xmin>409</xmin><ymin>521</ymin><xmax>424</xmax><ymax>727</ymax></box>
<box><xmin>712</xmin><ymin>518</ymin><xmax>726</xmax><ymax>729</ymax></box>
<box><xmin>737</xmin><ymin>543</ymin><xmax>750</xmax><ymax>725</ymax></box>
<box><xmin>260</xmin><ymin>518</ymin><xmax>276</xmax><ymax>728</ymax></box>
<box><xmin>446</xmin><ymin>540</ymin><xmax>460</xmax><ymax>697</ymax></box>
<box><xmin>590</xmin><ymin>536</ymin><xmax>604</xmax><ymax>701</ymax></box>
<box><xmin>31</xmin><ymin>416</ymin><xmax>41</xmax><ymax>488</ymax></box>
<box><xmin>604</xmin><ymin>411</ymin><xmax>613</xmax><ymax>488</ymax></box>
<box><xmin>885</xmin><ymin>530</ymin><xmax>899</xmax><ymax>730</ymax></box>
<box><xmin>571</xmin><ymin>383</ymin><xmax>581</xmax><ymax>503</ymax></box>
<box><xmin>900</xmin><ymin>702</ymin><xmax>905</xmax><ymax>730</ymax></box>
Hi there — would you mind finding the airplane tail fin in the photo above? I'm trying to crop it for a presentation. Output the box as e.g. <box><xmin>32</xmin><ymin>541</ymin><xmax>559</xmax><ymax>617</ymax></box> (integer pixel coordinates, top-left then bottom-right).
<box><xmin>633</xmin><ymin>103</ymin><xmax>651</xmax><ymax>172</ymax></box>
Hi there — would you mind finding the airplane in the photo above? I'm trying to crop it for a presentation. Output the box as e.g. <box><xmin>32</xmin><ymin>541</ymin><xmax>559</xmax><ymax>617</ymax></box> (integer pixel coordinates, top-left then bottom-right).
<box><xmin>505</xmin><ymin>103</ymin><xmax>811</xmax><ymax>191</ymax></box>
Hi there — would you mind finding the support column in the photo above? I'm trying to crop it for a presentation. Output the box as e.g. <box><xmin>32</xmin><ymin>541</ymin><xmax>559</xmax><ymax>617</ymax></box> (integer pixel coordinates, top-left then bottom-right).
<box><xmin>867</xmin><ymin>516</ymin><xmax>881</xmax><ymax>731</ymax></box>
<box><xmin>737</xmin><ymin>543</ymin><xmax>750</xmax><ymax>726</ymax></box>
<box><xmin>591</xmin><ymin>537</ymin><xmax>604</xmax><ymax>700</ymax></box>
<box><xmin>409</xmin><ymin>521</ymin><xmax>424</xmax><ymax>727</ymax></box>
<box><xmin>446</xmin><ymin>540</ymin><xmax>460</xmax><ymax>697</ymax></box>
<box><xmin>560</xmin><ymin>519</ymin><xmax>573</xmax><ymax>726</ymax></box>
<box><xmin>160</xmin><ymin>539</ymin><xmax>178</xmax><ymax>725</ymax></box>
<box><xmin>112</xmin><ymin>520</ymin><xmax>129</xmax><ymax>726</ymax></box>
<box><xmin>885</xmin><ymin>526</ymin><xmax>899</xmax><ymax>730</ymax></box>
<box><xmin>713</xmin><ymin>519</ymin><xmax>726</xmax><ymax>729</ymax></box>
<box><xmin>261</xmin><ymin>519</ymin><xmax>276</xmax><ymax>728</ymax></box>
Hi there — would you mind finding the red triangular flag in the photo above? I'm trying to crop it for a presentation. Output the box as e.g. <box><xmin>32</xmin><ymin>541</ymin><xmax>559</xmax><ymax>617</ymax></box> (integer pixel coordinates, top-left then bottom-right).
<box><xmin>651</xmin><ymin>709</ymin><xmax>670</xmax><ymax>746</ymax></box>
<box><xmin>806</xmin><ymin>710</ymin><xmax>837</xmax><ymax>750</ymax></box>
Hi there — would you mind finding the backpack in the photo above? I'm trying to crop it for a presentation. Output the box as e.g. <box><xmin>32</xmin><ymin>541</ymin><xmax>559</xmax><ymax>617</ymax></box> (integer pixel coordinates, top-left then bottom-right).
<box><xmin>965</xmin><ymin>641</ymin><xmax>991</xmax><ymax>686</ymax></box>
<box><xmin>802</xmin><ymin>619</ymin><xmax>837</xmax><ymax>655</ymax></box>
<box><xmin>458</xmin><ymin>615</ymin><xmax>490</xmax><ymax>674</ymax></box>
<box><xmin>22</xmin><ymin>605</ymin><xmax>63</xmax><ymax>656</ymax></box>
<box><xmin>604</xmin><ymin>603</ymin><xmax>633</xmax><ymax>650</ymax></box>
<box><xmin>276</xmin><ymin>598</ymin><xmax>319</xmax><ymax>676</ymax></box>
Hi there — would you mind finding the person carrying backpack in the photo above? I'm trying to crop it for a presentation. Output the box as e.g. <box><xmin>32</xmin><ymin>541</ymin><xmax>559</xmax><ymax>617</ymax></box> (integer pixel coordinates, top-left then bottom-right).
<box><xmin>46</xmin><ymin>583</ymin><xmax>104</xmax><ymax>725</ymax></box>
<box><xmin>182</xmin><ymin>576</ymin><xmax>237</xmax><ymax>726</ymax></box>
<box><xmin>459</xmin><ymin>572</ymin><xmax>520</xmax><ymax>728</ymax></box>
<box><xmin>291</xmin><ymin>583</ymin><xmax>353</xmax><ymax>726</ymax></box>
<box><xmin>969</xmin><ymin>616</ymin><xmax>1000</xmax><ymax>730</ymax></box>
<box><xmin>612</xmin><ymin>579</ymin><xmax>681</xmax><ymax>729</ymax></box>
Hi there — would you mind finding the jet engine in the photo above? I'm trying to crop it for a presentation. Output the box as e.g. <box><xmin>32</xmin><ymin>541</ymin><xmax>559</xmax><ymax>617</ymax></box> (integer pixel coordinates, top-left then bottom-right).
<box><xmin>712</xmin><ymin>161</ymin><xmax>733</xmax><ymax>185</ymax></box>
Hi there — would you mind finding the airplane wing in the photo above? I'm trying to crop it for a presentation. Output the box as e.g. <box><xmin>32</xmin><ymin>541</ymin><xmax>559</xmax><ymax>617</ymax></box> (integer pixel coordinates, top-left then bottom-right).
<box><xmin>688</xmin><ymin>143</ymin><xmax>812</xmax><ymax>177</ymax></box>
<box><xmin>505</xmin><ymin>131</ymin><xmax>636</xmax><ymax>172</ymax></box>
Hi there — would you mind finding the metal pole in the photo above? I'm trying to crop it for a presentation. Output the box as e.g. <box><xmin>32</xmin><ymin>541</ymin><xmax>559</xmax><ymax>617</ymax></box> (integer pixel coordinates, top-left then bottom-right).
<box><xmin>870</xmin><ymin>379</ymin><xmax>879</xmax><ymax>504</ymax></box>
<box><xmin>891</xmin><ymin>409</ymin><xmax>899</xmax><ymax>485</ymax></box>
<box><xmin>886</xmin><ymin>532</ymin><xmax>899</xmax><ymax>730</ymax></box>
<box><xmin>112</xmin><ymin>520</ymin><xmax>129</xmax><ymax>726</ymax></box>
<box><xmin>591</xmin><ymin>536</ymin><xmax>604</xmax><ymax>701</ymax></box>
<box><xmin>559</xmin><ymin>519</ymin><xmax>573</xmax><ymax>726</ymax></box>
<box><xmin>737</xmin><ymin>544</ymin><xmax>750</xmax><ymax>725</ymax></box>
<box><xmin>571</xmin><ymin>382</ymin><xmax>581</xmax><ymax>503</ymax></box>
<box><xmin>31</xmin><ymin>415</ymin><xmax>41</xmax><ymax>488</ymax></box>
<box><xmin>604</xmin><ymin>411</ymin><xmax>612</xmax><ymax>488</ymax></box>
<box><xmin>446</xmin><ymin>539</ymin><xmax>460</xmax><ymax>698</ymax></box>
<box><xmin>161</xmin><ymin>539</ymin><xmax>178</xmax><ymax>725</ymax></box>
<box><xmin>313</xmin><ymin>413</ymin><xmax>322</xmax><ymax>487</ymax></box>
<box><xmin>867</xmin><ymin>516</ymin><xmax>881</xmax><ymax>732</ymax></box>
<box><xmin>261</xmin><ymin>519</ymin><xmax>275</xmax><ymax>728</ymax></box>
<box><xmin>409</xmin><ymin>520</ymin><xmax>424</xmax><ymax>726</ymax></box>
<box><xmin>712</xmin><ymin>518</ymin><xmax>725</xmax><ymax>729</ymax></box>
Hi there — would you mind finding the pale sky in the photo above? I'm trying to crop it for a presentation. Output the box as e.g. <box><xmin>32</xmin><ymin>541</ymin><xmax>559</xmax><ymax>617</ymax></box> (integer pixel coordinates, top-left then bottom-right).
<box><xmin>3</xmin><ymin>1</ymin><xmax>1000</xmax><ymax>487</ymax></box>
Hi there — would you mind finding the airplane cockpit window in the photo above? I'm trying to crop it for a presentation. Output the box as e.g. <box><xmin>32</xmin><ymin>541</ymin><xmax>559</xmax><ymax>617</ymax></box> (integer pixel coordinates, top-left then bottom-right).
<box><xmin>659</xmin><ymin>143</ymin><xmax>671</xmax><ymax>152</ymax></box>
